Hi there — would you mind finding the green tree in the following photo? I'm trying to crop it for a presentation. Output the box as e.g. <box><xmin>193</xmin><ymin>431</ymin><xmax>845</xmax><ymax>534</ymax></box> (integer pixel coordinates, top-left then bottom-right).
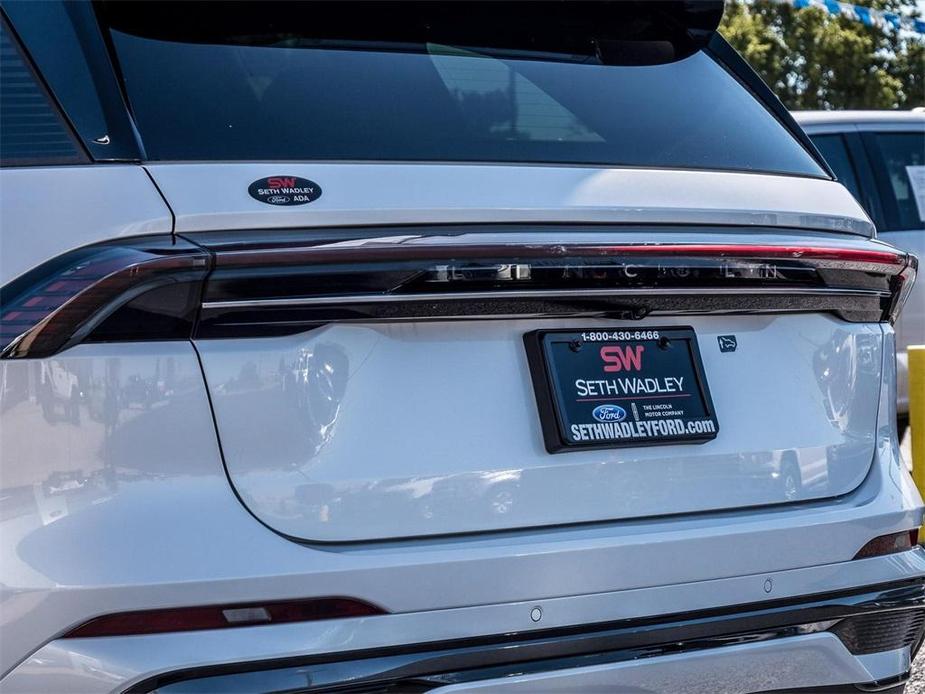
<box><xmin>720</xmin><ymin>0</ymin><xmax>924</xmax><ymax>109</ymax></box>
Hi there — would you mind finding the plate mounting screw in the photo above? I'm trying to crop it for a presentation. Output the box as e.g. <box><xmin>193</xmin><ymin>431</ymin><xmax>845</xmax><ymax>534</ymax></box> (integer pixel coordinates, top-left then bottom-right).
<box><xmin>530</xmin><ymin>606</ymin><xmax>543</xmax><ymax>622</ymax></box>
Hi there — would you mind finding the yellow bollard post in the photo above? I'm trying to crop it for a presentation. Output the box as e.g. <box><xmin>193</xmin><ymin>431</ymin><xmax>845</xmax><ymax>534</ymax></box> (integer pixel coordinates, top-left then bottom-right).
<box><xmin>910</xmin><ymin>346</ymin><xmax>925</xmax><ymax>507</ymax></box>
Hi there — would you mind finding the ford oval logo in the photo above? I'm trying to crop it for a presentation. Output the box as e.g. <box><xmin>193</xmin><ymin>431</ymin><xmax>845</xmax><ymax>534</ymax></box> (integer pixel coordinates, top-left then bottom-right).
<box><xmin>267</xmin><ymin>195</ymin><xmax>291</xmax><ymax>204</ymax></box>
<box><xmin>592</xmin><ymin>404</ymin><xmax>627</xmax><ymax>422</ymax></box>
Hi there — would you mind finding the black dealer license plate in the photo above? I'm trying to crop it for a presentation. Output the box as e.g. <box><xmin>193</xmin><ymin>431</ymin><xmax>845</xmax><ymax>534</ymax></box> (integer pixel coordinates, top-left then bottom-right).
<box><xmin>524</xmin><ymin>328</ymin><xmax>719</xmax><ymax>452</ymax></box>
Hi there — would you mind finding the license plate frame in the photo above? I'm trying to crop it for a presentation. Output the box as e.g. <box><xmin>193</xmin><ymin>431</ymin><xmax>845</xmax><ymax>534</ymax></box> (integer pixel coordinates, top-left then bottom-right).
<box><xmin>524</xmin><ymin>327</ymin><xmax>719</xmax><ymax>453</ymax></box>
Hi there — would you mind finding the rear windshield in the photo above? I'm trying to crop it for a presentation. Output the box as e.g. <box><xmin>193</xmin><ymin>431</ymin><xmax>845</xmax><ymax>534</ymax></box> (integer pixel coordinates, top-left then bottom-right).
<box><xmin>104</xmin><ymin>17</ymin><xmax>824</xmax><ymax>176</ymax></box>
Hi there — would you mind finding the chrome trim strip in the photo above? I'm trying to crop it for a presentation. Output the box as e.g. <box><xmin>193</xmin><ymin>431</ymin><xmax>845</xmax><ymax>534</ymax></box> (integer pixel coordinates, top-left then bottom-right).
<box><xmin>202</xmin><ymin>286</ymin><xmax>888</xmax><ymax>310</ymax></box>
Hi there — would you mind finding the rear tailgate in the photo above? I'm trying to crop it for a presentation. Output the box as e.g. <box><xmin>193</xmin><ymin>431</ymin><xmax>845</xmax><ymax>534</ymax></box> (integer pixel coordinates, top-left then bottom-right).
<box><xmin>128</xmin><ymin>189</ymin><xmax>910</xmax><ymax>542</ymax></box>
<box><xmin>133</xmin><ymin>157</ymin><xmax>907</xmax><ymax>543</ymax></box>
<box><xmin>195</xmin><ymin>312</ymin><xmax>882</xmax><ymax>541</ymax></box>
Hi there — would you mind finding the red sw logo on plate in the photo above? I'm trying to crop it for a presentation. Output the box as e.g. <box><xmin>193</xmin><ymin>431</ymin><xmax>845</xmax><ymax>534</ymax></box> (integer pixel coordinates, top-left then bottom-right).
<box><xmin>600</xmin><ymin>345</ymin><xmax>644</xmax><ymax>372</ymax></box>
<box><xmin>266</xmin><ymin>177</ymin><xmax>296</xmax><ymax>188</ymax></box>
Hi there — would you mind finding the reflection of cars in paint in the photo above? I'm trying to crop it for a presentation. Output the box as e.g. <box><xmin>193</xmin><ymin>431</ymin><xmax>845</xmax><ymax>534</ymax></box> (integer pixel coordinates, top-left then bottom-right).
<box><xmin>1</xmin><ymin>3</ymin><xmax>924</xmax><ymax>693</ymax></box>
<box><xmin>121</xmin><ymin>374</ymin><xmax>153</xmax><ymax>409</ymax></box>
<box><xmin>281</xmin><ymin>344</ymin><xmax>348</xmax><ymax>440</ymax></box>
<box><xmin>795</xmin><ymin>111</ymin><xmax>925</xmax><ymax>436</ymax></box>
<box><xmin>38</xmin><ymin>360</ymin><xmax>80</xmax><ymax>423</ymax></box>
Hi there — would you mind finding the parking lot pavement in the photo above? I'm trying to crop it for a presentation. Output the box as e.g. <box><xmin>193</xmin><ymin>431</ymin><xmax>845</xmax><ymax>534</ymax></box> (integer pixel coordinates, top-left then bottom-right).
<box><xmin>911</xmin><ymin>651</ymin><xmax>925</xmax><ymax>693</ymax></box>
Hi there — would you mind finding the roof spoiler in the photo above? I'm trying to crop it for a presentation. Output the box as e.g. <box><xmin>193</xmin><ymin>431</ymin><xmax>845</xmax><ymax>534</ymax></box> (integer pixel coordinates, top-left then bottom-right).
<box><xmin>98</xmin><ymin>1</ymin><xmax>726</xmax><ymax>66</ymax></box>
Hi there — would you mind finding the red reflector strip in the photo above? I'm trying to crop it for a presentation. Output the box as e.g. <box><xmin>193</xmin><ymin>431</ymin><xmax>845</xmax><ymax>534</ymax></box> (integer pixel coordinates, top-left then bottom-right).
<box><xmin>853</xmin><ymin>529</ymin><xmax>919</xmax><ymax>560</ymax></box>
<box><xmin>61</xmin><ymin>597</ymin><xmax>384</xmax><ymax>638</ymax></box>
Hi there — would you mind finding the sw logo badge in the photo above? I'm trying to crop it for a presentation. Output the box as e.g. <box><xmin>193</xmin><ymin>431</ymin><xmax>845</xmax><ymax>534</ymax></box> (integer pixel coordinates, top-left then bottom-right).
<box><xmin>600</xmin><ymin>345</ymin><xmax>644</xmax><ymax>372</ymax></box>
<box><xmin>248</xmin><ymin>176</ymin><xmax>322</xmax><ymax>206</ymax></box>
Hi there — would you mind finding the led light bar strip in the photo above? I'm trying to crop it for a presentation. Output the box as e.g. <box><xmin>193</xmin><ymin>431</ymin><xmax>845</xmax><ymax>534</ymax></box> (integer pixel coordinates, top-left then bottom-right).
<box><xmin>0</xmin><ymin>235</ymin><xmax>916</xmax><ymax>359</ymax></box>
<box><xmin>199</xmin><ymin>240</ymin><xmax>916</xmax><ymax>330</ymax></box>
<box><xmin>212</xmin><ymin>242</ymin><xmax>909</xmax><ymax>268</ymax></box>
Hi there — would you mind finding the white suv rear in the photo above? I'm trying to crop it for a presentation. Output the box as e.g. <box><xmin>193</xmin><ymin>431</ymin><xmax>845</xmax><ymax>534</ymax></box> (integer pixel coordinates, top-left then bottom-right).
<box><xmin>1</xmin><ymin>3</ymin><xmax>922</xmax><ymax>693</ymax></box>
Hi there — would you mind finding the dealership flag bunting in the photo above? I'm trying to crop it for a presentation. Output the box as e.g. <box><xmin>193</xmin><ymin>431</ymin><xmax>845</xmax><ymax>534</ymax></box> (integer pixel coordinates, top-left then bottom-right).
<box><xmin>771</xmin><ymin>0</ymin><xmax>925</xmax><ymax>34</ymax></box>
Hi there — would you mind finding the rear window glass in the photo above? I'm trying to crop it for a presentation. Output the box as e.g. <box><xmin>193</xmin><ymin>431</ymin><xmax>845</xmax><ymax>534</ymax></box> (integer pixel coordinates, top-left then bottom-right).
<box><xmin>0</xmin><ymin>19</ymin><xmax>83</xmax><ymax>165</ymax></box>
<box><xmin>104</xmin><ymin>22</ymin><xmax>824</xmax><ymax>176</ymax></box>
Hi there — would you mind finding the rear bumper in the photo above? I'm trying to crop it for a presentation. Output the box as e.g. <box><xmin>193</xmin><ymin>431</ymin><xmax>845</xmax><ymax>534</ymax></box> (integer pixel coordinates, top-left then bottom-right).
<box><xmin>1</xmin><ymin>332</ymin><xmax>921</xmax><ymax>692</ymax></box>
<box><xmin>4</xmin><ymin>555</ymin><xmax>925</xmax><ymax>694</ymax></box>
<box><xmin>120</xmin><ymin>578</ymin><xmax>925</xmax><ymax>694</ymax></box>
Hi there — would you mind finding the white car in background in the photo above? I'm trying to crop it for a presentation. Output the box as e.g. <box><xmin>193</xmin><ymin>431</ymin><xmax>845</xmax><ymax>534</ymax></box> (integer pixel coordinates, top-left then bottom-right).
<box><xmin>795</xmin><ymin>110</ymin><xmax>925</xmax><ymax>435</ymax></box>
<box><xmin>1</xmin><ymin>2</ymin><xmax>923</xmax><ymax>693</ymax></box>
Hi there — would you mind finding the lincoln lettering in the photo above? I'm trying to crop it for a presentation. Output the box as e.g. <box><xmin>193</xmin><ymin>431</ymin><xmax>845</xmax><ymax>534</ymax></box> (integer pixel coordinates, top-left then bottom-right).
<box><xmin>575</xmin><ymin>377</ymin><xmax>684</xmax><ymax>397</ymax></box>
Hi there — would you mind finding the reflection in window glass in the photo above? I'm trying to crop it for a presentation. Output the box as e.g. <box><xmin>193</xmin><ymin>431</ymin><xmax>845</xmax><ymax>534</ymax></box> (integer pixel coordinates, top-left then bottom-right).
<box><xmin>872</xmin><ymin>132</ymin><xmax>925</xmax><ymax>230</ymax></box>
<box><xmin>108</xmin><ymin>30</ymin><xmax>826</xmax><ymax>176</ymax></box>
<box><xmin>430</xmin><ymin>46</ymin><xmax>602</xmax><ymax>144</ymax></box>
<box><xmin>0</xmin><ymin>20</ymin><xmax>82</xmax><ymax>164</ymax></box>
<box><xmin>810</xmin><ymin>134</ymin><xmax>862</xmax><ymax>204</ymax></box>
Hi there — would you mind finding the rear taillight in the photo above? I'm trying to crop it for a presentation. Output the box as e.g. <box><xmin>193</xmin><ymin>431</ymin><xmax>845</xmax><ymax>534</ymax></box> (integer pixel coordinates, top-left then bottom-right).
<box><xmin>0</xmin><ymin>236</ymin><xmax>209</xmax><ymax>359</ymax></box>
<box><xmin>61</xmin><ymin>597</ymin><xmax>383</xmax><ymax>638</ymax></box>
<box><xmin>889</xmin><ymin>261</ymin><xmax>919</xmax><ymax>324</ymax></box>
<box><xmin>0</xmin><ymin>228</ymin><xmax>916</xmax><ymax>358</ymax></box>
<box><xmin>196</xmin><ymin>233</ymin><xmax>916</xmax><ymax>337</ymax></box>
